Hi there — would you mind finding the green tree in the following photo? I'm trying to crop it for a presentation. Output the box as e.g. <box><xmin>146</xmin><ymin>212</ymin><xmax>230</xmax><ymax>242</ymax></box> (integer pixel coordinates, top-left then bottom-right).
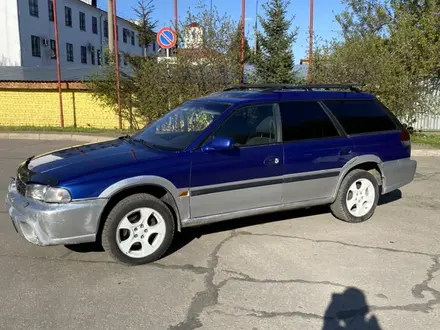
<box><xmin>253</xmin><ymin>0</ymin><xmax>298</xmax><ymax>83</ymax></box>
<box><xmin>312</xmin><ymin>0</ymin><xmax>440</xmax><ymax>124</ymax></box>
<box><xmin>133</xmin><ymin>0</ymin><xmax>157</xmax><ymax>57</ymax></box>
<box><xmin>228</xmin><ymin>23</ymin><xmax>252</xmax><ymax>65</ymax></box>
<box><xmin>88</xmin><ymin>1</ymin><xmax>243</xmax><ymax>129</ymax></box>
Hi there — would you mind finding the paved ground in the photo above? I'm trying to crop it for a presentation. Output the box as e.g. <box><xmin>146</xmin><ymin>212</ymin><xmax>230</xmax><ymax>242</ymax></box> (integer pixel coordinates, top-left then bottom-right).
<box><xmin>1</xmin><ymin>139</ymin><xmax>440</xmax><ymax>330</ymax></box>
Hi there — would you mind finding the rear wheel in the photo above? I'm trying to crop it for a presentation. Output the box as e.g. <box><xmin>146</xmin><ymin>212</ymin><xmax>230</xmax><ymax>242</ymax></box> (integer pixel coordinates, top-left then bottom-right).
<box><xmin>330</xmin><ymin>169</ymin><xmax>379</xmax><ymax>223</ymax></box>
<box><xmin>101</xmin><ymin>193</ymin><xmax>175</xmax><ymax>265</ymax></box>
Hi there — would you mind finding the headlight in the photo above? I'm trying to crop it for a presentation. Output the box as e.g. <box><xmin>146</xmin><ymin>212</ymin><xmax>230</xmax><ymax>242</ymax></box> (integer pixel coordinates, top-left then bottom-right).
<box><xmin>26</xmin><ymin>184</ymin><xmax>71</xmax><ymax>203</ymax></box>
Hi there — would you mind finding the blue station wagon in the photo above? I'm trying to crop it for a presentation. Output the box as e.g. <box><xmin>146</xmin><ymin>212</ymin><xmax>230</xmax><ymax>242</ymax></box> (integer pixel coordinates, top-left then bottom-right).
<box><xmin>6</xmin><ymin>84</ymin><xmax>417</xmax><ymax>265</ymax></box>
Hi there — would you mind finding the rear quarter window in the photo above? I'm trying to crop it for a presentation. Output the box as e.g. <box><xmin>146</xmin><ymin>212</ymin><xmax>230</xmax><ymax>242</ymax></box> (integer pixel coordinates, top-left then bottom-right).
<box><xmin>323</xmin><ymin>100</ymin><xmax>398</xmax><ymax>135</ymax></box>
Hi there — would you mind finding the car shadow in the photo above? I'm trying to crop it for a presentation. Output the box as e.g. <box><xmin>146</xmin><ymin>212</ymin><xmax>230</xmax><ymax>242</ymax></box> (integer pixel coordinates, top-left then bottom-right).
<box><xmin>65</xmin><ymin>190</ymin><xmax>402</xmax><ymax>256</ymax></box>
<box><xmin>378</xmin><ymin>189</ymin><xmax>402</xmax><ymax>206</ymax></box>
<box><xmin>322</xmin><ymin>287</ymin><xmax>382</xmax><ymax>330</ymax></box>
<box><xmin>164</xmin><ymin>205</ymin><xmax>330</xmax><ymax>257</ymax></box>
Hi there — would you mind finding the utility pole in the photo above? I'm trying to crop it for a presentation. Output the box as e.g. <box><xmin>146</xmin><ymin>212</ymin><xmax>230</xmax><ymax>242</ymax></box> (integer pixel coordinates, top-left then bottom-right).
<box><xmin>241</xmin><ymin>0</ymin><xmax>245</xmax><ymax>83</ymax></box>
<box><xmin>112</xmin><ymin>0</ymin><xmax>122</xmax><ymax>129</ymax></box>
<box><xmin>52</xmin><ymin>0</ymin><xmax>64</xmax><ymax>128</ymax></box>
<box><xmin>107</xmin><ymin>0</ymin><xmax>114</xmax><ymax>52</ymax></box>
<box><xmin>254</xmin><ymin>0</ymin><xmax>258</xmax><ymax>54</ymax></box>
<box><xmin>174</xmin><ymin>0</ymin><xmax>178</xmax><ymax>32</ymax></box>
<box><xmin>308</xmin><ymin>0</ymin><xmax>314</xmax><ymax>83</ymax></box>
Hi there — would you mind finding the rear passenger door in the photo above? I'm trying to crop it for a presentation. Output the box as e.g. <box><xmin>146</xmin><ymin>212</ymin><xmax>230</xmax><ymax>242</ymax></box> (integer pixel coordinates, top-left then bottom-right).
<box><xmin>280</xmin><ymin>101</ymin><xmax>354</xmax><ymax>203</ymax></box>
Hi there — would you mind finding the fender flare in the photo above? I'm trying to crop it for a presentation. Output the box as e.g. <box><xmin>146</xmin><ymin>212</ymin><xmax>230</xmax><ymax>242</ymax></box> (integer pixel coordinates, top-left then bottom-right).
<box><xmin>99</xmin><ymin>176</ymin><xmax>187</xmax><ymax>231</ymax></box>
<box><xmin>331</xmin><ymin>155</ymin><xmax>383</xmax><ymax>201</ymax></box>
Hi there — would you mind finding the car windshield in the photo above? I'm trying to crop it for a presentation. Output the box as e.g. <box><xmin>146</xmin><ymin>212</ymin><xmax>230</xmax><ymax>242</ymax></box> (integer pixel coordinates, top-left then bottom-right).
<box><xmin>132</xmin><ymin>101</ymin><xmax>231</xmax><ymax>151</ymax></box>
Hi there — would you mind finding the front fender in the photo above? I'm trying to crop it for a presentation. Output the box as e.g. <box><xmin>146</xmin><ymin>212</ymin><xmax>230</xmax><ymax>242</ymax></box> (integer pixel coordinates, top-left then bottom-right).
<box><xmin>99</xmin><ymin>175</ymin><xmax>190</xmax><ymax>230</ymax></box>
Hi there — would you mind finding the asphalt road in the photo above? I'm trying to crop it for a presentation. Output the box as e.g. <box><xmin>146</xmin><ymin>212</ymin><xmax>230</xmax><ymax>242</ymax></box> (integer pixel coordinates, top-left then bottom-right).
<box><xmin>1</xmin><ymin>139</ymin><xmax>440</xmax><ymax>330</ymax></box>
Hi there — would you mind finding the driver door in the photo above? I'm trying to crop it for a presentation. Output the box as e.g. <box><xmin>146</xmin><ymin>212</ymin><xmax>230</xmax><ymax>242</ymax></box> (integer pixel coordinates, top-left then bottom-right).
<box><xmin>189</xmin><ymin>103</ymin><xmax>283</xmax><ymax>219</ymax></box>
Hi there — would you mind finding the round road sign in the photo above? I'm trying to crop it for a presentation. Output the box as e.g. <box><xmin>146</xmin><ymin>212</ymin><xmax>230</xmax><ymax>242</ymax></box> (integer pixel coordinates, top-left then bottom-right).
<box><xmin>157</xmin><ymin>27</ymin><xmax>177</xmax><ymax>49</ymax></box>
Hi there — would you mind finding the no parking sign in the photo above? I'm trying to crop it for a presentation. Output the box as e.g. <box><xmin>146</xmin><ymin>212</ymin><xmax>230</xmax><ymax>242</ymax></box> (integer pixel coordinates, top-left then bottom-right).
<box><xmin>157</xmin><ymin>27</ymin><xmax>177</xmax><ymax>49</ymax></box>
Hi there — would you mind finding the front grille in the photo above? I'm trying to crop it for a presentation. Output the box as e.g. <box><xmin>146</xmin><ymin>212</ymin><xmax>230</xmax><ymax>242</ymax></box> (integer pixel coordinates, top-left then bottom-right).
<box><xmin>16</xmin><ymin>179</ymin><xmax>26</xmax><ymax>196</ymax></box>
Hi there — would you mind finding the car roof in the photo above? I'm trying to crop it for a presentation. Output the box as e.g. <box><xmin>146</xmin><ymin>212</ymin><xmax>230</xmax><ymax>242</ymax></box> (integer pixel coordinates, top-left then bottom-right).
<box><xmin>197</xmin><ymin>84</ymin><xmax>375</xmax><ymax>105</ymax></box>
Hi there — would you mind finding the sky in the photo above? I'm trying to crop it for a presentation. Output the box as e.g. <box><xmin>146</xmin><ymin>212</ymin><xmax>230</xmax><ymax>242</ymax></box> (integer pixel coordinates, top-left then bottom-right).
<box><xmin>100</xmin><ymin>0</ymin><xmax>346</xmax><ymax>63</ymax></box>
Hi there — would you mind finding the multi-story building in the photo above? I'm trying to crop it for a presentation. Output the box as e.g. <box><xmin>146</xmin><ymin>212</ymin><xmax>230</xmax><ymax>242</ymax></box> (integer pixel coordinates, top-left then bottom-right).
<box><xmin>0</xmin><ymin>0</ymin><xmax>158</xmax><ymax>67</ymax></box>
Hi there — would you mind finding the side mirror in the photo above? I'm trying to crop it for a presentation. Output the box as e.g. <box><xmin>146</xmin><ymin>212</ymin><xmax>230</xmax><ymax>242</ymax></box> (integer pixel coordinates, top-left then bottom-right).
<box><xmin>201</xmin><ymin>137</ymin><xmax>235</xmax><ymax>152</ymax></box>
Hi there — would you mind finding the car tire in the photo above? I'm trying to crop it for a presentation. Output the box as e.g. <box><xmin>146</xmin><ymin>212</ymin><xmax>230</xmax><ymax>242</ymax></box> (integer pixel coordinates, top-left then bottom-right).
<box><xmin>330</xmin><ymin>169</ymin><xmax>380</xmax><ymax>223</ymax></box>
<box><xmin>101</xmin><ymin>193</ymin><xmax>175</xmax><ymax>266</ymax></box>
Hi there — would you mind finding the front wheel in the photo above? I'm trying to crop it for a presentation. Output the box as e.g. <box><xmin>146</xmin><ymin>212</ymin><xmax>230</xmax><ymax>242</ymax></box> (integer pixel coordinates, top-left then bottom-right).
<box><xmin>101</xmin><ymin>193</ymin><xmax>175</xmax><ymax>265</ymax></box>
<box><xmin>330</xmin><ymin>169</ymin><xmax>380</xmax><ymax>223</ymax></box>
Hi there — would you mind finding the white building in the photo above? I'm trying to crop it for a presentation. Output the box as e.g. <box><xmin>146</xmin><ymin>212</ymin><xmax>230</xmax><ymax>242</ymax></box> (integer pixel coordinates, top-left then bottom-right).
<box><xmin>0</xmin><ymin>0</ymin><xmax>159</xmax><ymax>68</ymax></box>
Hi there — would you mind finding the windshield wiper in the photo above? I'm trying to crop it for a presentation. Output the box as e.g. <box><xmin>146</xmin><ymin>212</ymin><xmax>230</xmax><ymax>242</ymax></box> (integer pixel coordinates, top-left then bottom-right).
<box><xmin>132</xmin><ymin>138</ymin><xmax>157</xmax><ymax>150</ymax></box>
<box><xmin>118</xmin><ymin>135</ymin><xmax>134</xmax><ymax>143</ymax></box>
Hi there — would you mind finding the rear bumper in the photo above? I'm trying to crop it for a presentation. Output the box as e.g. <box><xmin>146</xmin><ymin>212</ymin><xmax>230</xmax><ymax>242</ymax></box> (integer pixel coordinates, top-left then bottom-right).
<box><xmin>5</xmin><ymin>184</ymin><xmax>107</xmax><ymax>246</ymax></box>
<box><xmin>379</xmin><ymin>158</ymin><xmax>417</xmax><ymax>194</ymax></box>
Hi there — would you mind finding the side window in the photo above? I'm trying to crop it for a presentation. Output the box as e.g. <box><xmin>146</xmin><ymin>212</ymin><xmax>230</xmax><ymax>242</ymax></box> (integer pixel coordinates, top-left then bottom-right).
<box><xmin>212</xmin><ymin>104</ymin><xmax>278</xmax><ymax>146</ymax></box>
<box><xmin>323</xmin><ymin>100</ymin><xmax>397</xmax><ymax>135</ymax></box>
<box><xmin>279</xmin><ymin>101</ymin><xmax>339</xmax><ymax>142</ymax></box>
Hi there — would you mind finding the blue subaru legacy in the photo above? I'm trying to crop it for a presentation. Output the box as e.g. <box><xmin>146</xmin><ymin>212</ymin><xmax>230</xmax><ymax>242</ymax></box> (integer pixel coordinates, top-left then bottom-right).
<box><xmin>6</xmin><ymin>84</ymin><xmax>417</xmax><ymax>265</ymax></box>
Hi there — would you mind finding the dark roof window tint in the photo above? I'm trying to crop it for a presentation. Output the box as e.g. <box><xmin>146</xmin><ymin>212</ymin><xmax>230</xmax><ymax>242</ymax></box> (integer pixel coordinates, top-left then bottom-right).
<box><xmin>279</xmin><ymin>101</ymin><xmax>339</xmax><ymax>142</ymax></box>
<box><xmin>323</xmin><ymin>100</ymin><xmax>397</xmax><ymax>135</ymax></box>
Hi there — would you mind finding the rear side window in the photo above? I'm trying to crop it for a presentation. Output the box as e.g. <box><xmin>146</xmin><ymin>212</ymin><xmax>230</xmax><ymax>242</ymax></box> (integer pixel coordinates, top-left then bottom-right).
<box><xmin>323</xmin><ymin>100</ymin><xmax>397</xmax><ymax>135</ymax></box>
<box><xmin>279</xmin><ymin>102</ymin><xmax>339</xmax><ymax>142</ymax></box>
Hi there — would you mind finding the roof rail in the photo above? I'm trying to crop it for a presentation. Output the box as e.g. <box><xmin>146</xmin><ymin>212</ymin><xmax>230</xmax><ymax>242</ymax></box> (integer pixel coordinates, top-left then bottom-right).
<box><xmin>224</xmin><ymin>84</ymin><xmax>362</xmax><ymax>93</ymax></box>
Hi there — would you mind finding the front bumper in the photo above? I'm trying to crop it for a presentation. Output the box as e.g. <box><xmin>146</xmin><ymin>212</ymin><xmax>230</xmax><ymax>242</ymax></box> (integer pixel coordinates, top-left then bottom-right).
<box><xmin>5</xmin><ymin>184</ymin><xmax>107</xmax><ymax>246</ymax></box>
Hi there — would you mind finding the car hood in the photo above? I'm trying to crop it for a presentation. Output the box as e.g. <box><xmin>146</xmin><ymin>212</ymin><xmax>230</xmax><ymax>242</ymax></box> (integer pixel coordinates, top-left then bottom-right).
<box><xmin>18</xmin><ymin>139</ymin><xmax>169</xmax><ymax>185</ymax></box>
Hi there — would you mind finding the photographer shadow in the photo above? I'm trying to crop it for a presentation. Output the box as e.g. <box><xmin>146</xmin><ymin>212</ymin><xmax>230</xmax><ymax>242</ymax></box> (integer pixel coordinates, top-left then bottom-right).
<box><xmin>322</xmin><ymin>288</ymin><xmax>382</xmax><ymax>330</ymax></box>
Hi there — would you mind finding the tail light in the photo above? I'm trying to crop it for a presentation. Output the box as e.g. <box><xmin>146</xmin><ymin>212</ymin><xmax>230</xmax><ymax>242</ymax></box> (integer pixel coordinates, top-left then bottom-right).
<box><xmin>400</xmin><ymin>129</ymin><xmax>411</xmax><ymax>148</ymax></box>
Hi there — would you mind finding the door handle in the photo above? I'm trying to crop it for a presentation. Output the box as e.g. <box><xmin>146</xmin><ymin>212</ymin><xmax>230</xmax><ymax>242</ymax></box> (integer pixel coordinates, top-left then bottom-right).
<box><xmin>264</xmin><ymin>156</ymin><xmax>280</xmax><ymax>165</ymax></box>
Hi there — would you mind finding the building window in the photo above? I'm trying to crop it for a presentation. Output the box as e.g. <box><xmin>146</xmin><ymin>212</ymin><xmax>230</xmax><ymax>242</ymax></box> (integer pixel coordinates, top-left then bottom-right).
<box><xmin>123</xmin><ymin>28</ymin><xmax>128</xmax><ymax>43</ymax></box>
<box><xmin>66</xmin><ymin>43</ymin><xmax>74</xmax><ymax>62</ymax></box>
<box><xmin>97</xmin><ymin>49</ymin><xmax>101</xmax><ymax>65</ymax></box>
<box><xmin>92</xmin><ymin>16</ymin><xmax>98</xmax><ymax>34</ymax></box>
<box><xmin>131</xmin><ymin>31</ymin><xmax>135</xmax><ymax>46</ymax></box>
<box><xmin>104</xmin><ymin>20</ymin><xmax>108</xmax><ymax>38</ymax></box>
<box><xmin>81</xmin><ymin>46</ymin><xmax>87</xmax><ymax>64</ymax></box>
<box><xmin>31</xmin><ymin>36</ymin><xmax>41</xmax><ymax>57</ymax></box>
<box><xmin>29</xmin><ymin>0</ymin><xmax>39</xmax><ymax>17</ymax></box>
<box><xmin>65</xmin><ymin>7</ymin><xmax>72</xmax><ymax>27</ymax></box>
<box><xmin>91</xmin><ymin>47</ymin><xmax>96</xmax><ymax>65</ymax></box>
<box><xmin>116</xmin><ymin>25</ymin><xmax>119</xmax><ymax>41</ymax></box>
<box><xmin>50</xmin><ymin>39</ymin><xmax>56</xmax><ymax>59</ymax></box>
<box><xmin>152</xmin><ymin>42</ymin><xmax>156</xmax><ymax>52</ymax></box>
<box><xmin>79</xmin><ymin>12</ymin><xmax>86</xmax><ymax>31</ymax></box>
<box><xmin>123</xmin><ymin>56</ymin><xmax>127</xmax><ymax>66</ymax></box>
<box><xmin>48</xmin><ymin>0</ymin><xmax>54</xmax><ymax>21</ymax></box>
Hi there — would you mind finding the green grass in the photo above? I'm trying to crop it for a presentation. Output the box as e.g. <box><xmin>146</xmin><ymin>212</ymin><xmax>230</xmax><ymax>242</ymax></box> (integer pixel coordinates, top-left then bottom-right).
<box><xmin>411</xmin><ymin>133</ymin><xmax>440</xmax><ymax>148</ymax></box>
<box><xmin>0</xmin><ymin>126</ymin><xmax>135</xmax><ymax>136</ymax></box>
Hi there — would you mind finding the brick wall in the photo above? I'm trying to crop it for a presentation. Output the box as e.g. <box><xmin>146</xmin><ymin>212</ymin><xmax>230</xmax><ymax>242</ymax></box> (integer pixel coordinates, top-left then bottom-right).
<box><xmin>0</xmin><ymin>89</ymin><xmax>131</xmax><ymax>129</ymax></box>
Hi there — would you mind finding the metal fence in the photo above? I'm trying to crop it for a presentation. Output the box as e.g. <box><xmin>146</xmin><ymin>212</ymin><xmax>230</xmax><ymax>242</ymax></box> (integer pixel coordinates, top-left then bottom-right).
<box><xmin>412</xmin><ymin>113</ymin><xmax>440</xmax><ymax>132</ymax></box>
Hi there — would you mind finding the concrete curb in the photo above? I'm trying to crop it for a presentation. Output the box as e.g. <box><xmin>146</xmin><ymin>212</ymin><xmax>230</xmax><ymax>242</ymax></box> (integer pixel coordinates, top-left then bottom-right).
<box><xmin>0</xmin><ymin>132</ymin><xmax>114</xmax><ymax>143</ymax></box>
<box><xmin>0</xmin><ymin>132</ymin><xmax>439</xmax><ymax>156</ymax></box>
<box><xmin>411</xmin><ymin>149</ymin><xmax>440</xmax><ymax>157</ymax></box>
